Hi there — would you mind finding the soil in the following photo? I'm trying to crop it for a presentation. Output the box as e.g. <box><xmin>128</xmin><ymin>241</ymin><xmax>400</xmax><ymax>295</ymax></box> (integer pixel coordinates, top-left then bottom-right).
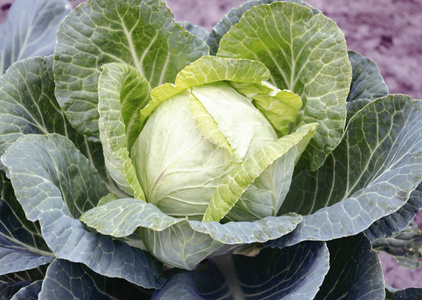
<box><xmin>2</xmin><ymin>0</ymin><xmax>422</xmax><ymax>290</ymax></box>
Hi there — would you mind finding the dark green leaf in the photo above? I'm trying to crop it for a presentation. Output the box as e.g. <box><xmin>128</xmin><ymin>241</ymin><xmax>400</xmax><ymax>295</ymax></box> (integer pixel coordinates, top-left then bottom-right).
<box><xmin>273</xmin><ymin>95</ymin><xmax>422</xmax><ymax>247</ymax></box>
<box><xmin>0</xmin><ymin>266</ymin><xmax>46</xmax><ymax>283</ymax></box>
<box><xmin>37</xmin><ymin>259</ymin><xmax>151</xmax><ymax>300</ymax></box>
<box><xmin>347</xmin><ymin>51</ymin><xmax>389</xmax><ymax>103</ymax></box>
<box><xmin>10</xmin><ymin>281</ymin><xmax>42</xmax><ymax>300</ymax></box>
<box><xmin>0</xmin><ymin>208</ymin><xmax>53</xmax><ymax>276</ymax></box>
<box><xmin>179</xmin><ymin>21</ymin><xmax>209</xmax><ymax>43</ymax></box>
<box><xmin>1</xmin><ymin>134</ymin><xmax>164</xmax><ymax>288</ymax></box>
<box><xmin>0</xmin><ymin>172</ymin><xmax>53</xmax><ymax>276</ymax></box>
<box><xmin>39</xmin><ymin>259</ymin><xmax>110</xmax><ymax>300</ymax></box>
<box><xmin>153</xmin><ymin>242</ymin><xmax>329</xmax><ymax>299</ymax></box>
<box><xmin>386</xmin><ymin>287</ymin><xmax>422</xmax><ymax>300</ymax></box>
<box><xmin>365</xmin><ymin>184</ymin><xmax>422</xmax><ymax>241</ymax></box>
<box><xmin>315</xmin><ymin>234</ymin><xmax>385</xmax><ymax>300</ymax></box>
<box><xmin>0</xmin><ymin>0</ymin><xmax>71</xmax><ymax>75</ymax></box>
<box><xmin>372</xmin><ymin>221</ymin><xmax>422</xmax><ymax>269</ymax></box>
<box><xmin>0</xmin><ymin>55</ymin><xmax>109</xmax><ymax>190</ymax></box>
<box><xmin>346</xmin><ymin>99</ymin><xmax>371</xmax><ymax>123</ymax></box>
<box><xmin>39</xmin><ymin>260</ymin><xmax>152</xmax><ymax>299</ymax></box>
<box><xmin>0</xmin><ymin>281</ymin><xmax>30</xmax><ymax>300</ymax></box>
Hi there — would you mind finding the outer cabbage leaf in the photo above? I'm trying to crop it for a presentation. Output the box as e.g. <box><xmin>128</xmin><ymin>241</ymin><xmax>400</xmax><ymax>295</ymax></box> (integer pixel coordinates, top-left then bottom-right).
<box><xmin>179</xmin><ymin>21</ymin><xmax>209</xmax><ymax>43</ymax></box>
<box><xmin>203</xmin><ymin>122</ymin><xmax>317</xmax><ymax>222</ymax></box>
<box><xmin>386</xmin><ymin>287</ymin><xmax>422</xmax><ymax>300</ymax></box>
<box><xmin>372</xmin><ymin>221</ymin><xmax>422</xmax><ymax>269</ymax></box>
<box><xmin>0</xmin><ymin>0</ymin><xmax>71</xmax><ymax>75</ymax></box>
<box><xmin>346</xmin><ymin>51</ymin><xmax>389</xmax><ymax>123</ymax></box>
<box><xmin>347</xmin><ymin>51</ymin><xmax>389</xmax><ymax>103</ymax></box>
<box><xmin>315</xmin><ymin>234</ymin><xmax>385</xmax><ymax>299</ymax></box>
<box><xmin>0</xmin><ymin>199</ymin><xmax>53</xmax><ymax>276</ymax></box>
<box><xmin>346</xmin><ymin>99</ymin><xmax>371</xmax><ymax>124</ymax></box>
<box><xmin>365</xmin><ymin>184</ymin><xmax>422</xmax><ymax>241</ymax></box>
<box><xmin>152</xmin><ymin>242</ymin><xmax>329</xmax><ymax>299</ymax></box>
<box><xmin>1</xmin><ymin>134</ymin><xmax>164</xmax><ymax>288</ymax></box>
<box><xmin>10</xmin><ymin>281</ymin><xmax>42</xmax><ymax>300</ymax></box>
<box><xmin>54</xmin><ymin>0</ymin><xmax>209</xmax><ymax>139</ymax></box>
<box><xmin>39</xmin><ymin>259</ymin><xmax>151</xmax><ymax>299</ymax></box>
<box><xmin>80</xmin><ymin>198</ymin><xmax>302</xmax><ymax>270</ymax></box>
<box><xmin>0</xmin><ymin>281</ymin><xmax>31</xmax><ymax>300</ymax></box>
<box><xmin>98</xmin><ymin>62</ymin><xmax>150</xmax><ymax>199</ymax></box>
<box><xmin>0</xmin><ymin>56</ymin><xmax>110</xmax><ymax>190</ymax></box>
<box><xmin>217</xmin><ymin>2</ymin><xmax>352</xmax><ymax>171</ymax></box>
<box><xmin>207</xmin><ymin>0</ymin><xmax>319</xmax><ymax>55</ymax></box>
<box><xmin>1</xmin><ymin>266</ymin><xmax>46</xmax><ymax>286</ymax></box>
<box><xmin>272</xmin><ymin>95</ymin><xmax>422</xmax><ymax>247</ymax></box>
<box><xmin>0</xmin><ymin>171</ymin><xmax>53</xmax><ymax>276</ymax></box>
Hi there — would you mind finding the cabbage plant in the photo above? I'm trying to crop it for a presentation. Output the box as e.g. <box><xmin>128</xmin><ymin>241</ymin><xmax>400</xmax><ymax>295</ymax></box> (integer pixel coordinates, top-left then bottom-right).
<box><xmin>1</xmin><ymin>0</ymin><xmax>422</xmax><ymax>299</ymax></box>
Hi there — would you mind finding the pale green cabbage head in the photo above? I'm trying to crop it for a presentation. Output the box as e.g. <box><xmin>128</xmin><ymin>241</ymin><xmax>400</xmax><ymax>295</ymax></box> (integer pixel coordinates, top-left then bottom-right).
<box><xmin>132</xmin><ymin>81</ymin><xmax>280</xmax><ymax>220</ymax></box>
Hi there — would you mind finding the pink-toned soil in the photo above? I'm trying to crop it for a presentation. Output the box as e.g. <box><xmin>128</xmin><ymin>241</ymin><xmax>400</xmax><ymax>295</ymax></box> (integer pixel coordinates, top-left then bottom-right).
<box><xmin>2</xmin><ymin>0</ymin><xmax>422</xmax><ymax>290</ymax></box>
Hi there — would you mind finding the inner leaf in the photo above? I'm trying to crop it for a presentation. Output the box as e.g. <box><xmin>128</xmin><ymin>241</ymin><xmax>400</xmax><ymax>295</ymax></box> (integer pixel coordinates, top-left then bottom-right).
<box><xmin>189</xmin><ymin>93</ymin><xmax>236</xmax><ymax>159</ymax></box>
<box><xmin>192</xmin><ymin>82</ymin><xmax>277</xmax><ymax>161</ymax></box>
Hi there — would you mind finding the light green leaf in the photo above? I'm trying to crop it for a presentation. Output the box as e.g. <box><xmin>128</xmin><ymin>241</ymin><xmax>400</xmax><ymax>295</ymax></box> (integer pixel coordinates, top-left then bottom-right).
<box><xmin>54</xmin><ymin>0</ymin><xmax>209</xmax><ymax>139</ymax></box>
<box><xmin>81</xmin><ymin>199</ymin><xmax>235</xmax><ymax>270</ymax></box>
<box><xmin>0</xmin><ymin>0</ymin><xmax>71</xmax><ymax>75</ymax></box>
<box><xmin>0</xmin><ymin>56</ymin><xmax>109</xmax><ymax>189</ymax></box>
<box><xmin>207</xmin><ymin>0</ymin><xmax>319</xmax><ymax>55</ymax></box>
<box><xmin>231</xmin><ymin>81</ymin><xmax>302</xmax><ymax>136</ymax></box>
<box><xmin>176</xmin><ymin>56</ymin><xmax>270</xmax><ymax>88</ymax></box>
<box><xmin>80</xmin><ymin>198</ymin><xmax>184</xmax><ymax>236</ymax></box>
<box><xmin>143</xmin><ymin>56</ymin><xmax>271</xmax><ymax>121</ymax></box>
<box><xmin>189</xmin><ymin>93</ymin><xmax>236</xmax><ymax>158</ymax></box>
<box><xmin>203</xmin><ymin>122</ymin><xmax>317</xmax><ymax>222</ymax></box>
<box><xmin>217</xmin><ymin>2</ymin><xmax>352</xmax><ymax>171</ymax></box>
<box><xmin>98</xmin><ymin>62</ymin><xmax>149</xmax><ymax>199</ymax></box>
<box><xmin>97</xmin><ymin>193</ymin><xmax>120</xmax><ymax>206</ymax></box>
<box><xmin>272</xmin><ymin>95</ymin><xmax>422</xmax><ymax>247</ymax></box>
<box><xmin>191</xmin><ymin>81</ymin><xmax>277</xmax><ymax>161</ymax></box>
